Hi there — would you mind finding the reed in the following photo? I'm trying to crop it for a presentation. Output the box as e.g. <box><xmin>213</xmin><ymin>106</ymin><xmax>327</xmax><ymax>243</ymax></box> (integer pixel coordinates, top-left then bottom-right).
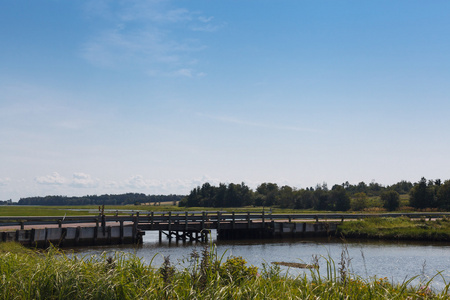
<box><xmin>0</xmin><ymin>242</ymin><xmax>448</xmax><ymax>299</ymax></box>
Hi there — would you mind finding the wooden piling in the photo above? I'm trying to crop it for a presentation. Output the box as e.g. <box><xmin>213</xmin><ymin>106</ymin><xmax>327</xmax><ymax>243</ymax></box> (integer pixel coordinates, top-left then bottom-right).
<box><xmin>119</xmin><ymin>221</ymin><xmax>124</xmax><ymax>244</ymax></box>
<box><xmin>168</xmin><ymin>212</ymin><xmax>172</xmax><ymax>240</ymax></box>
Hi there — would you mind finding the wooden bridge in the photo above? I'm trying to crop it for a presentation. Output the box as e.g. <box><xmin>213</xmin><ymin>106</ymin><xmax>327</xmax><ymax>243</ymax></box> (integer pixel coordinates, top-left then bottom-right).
<box><xmin>1</xmin><ymin>211</ymin><xmax>449</xmax><ymax>247</ymax></box>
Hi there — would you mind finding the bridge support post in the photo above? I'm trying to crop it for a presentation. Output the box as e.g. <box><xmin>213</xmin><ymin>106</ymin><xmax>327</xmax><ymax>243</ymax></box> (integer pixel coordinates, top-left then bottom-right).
<box><xmin>150</xmin><ymin>212</ymin><xmax>154</xmax><ymax>230</ymax></box>
<box><xmin>217</xmin><ymin>211</ymin><xmax>221</xmax><ymax>231</ymax></box>
<box><xmin>232</xmin><ymin>211</ymin><xmax>235</xmax><ymax>229</ymax></box>
<box><xmin>119</xmin><ymin>221</ymin><xmax>124</xmax><ymax>244</ymax></box>
<box><xmin>132</xmin><ymin>212</ymin><xmax>139</xmax><ymax>244</ymax></box>
<box><xmin>168</xmin><ymin>212</ymin><xmax>172</xmax><ymax>241</ymax></box>
<box><xmin>201</xmin><ymin>212</ymin><xmax>205</xmax><ymax>229</ymax></box>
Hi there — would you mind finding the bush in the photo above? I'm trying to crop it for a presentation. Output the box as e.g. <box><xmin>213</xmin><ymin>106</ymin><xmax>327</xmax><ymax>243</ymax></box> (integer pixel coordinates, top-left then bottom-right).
<box><xmin>381</xmin><ymin>190</ymin><xmax>400</xmax><ymax>211</ymax></box>
<box><xmin>351</xmin><ymin>192</ymin><xmax>368</xmax><ymax>211</ymax></box>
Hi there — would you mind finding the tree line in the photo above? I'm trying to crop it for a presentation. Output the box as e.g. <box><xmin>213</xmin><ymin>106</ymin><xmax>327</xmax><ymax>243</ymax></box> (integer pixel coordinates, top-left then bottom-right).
<box><xmin>409</xmin><ymin>178</ymin><xmax>450</xmax><ymax>210</ymax></box>
<box><xmin>179</xmin><ymin>178</ymin><xmax>450</xmax><ymax>211</ymax></box>
<box><xmin>17</xmin><ymin>193</ymin><xmax>184</xmax><ymax>206</ymax></box>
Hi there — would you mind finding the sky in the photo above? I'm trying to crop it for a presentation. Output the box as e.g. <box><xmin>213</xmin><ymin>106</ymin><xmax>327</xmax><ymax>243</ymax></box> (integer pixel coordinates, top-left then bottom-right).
<box><xmin>1</xmin><ymin>0</ymin><xmax>450</xmax><ymax>201</ymax></box>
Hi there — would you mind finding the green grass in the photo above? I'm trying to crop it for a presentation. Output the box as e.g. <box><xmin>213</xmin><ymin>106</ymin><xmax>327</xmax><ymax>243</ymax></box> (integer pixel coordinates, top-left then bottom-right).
<box><xmin>0</xmin><ymin>206</ymin><xmax>93</xmax><ymax>217</ymax></box>
<box><xmin>338</xmin><ymin>216</ymin><xmax>450</xmax><ymax>241</ymax></box>
<box><xmin>0</xmin><ymin>242</ymin><xmax>449</xmax><ymax>299</ymax></box>
<box><xmin>0</xmin><ymin>205</ymin><xmax>341</xmax><ymax>217</ymax></box>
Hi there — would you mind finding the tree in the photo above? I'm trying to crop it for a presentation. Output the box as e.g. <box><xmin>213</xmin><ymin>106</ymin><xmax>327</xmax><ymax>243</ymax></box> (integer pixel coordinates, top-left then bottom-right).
<box><xmin>437</xmin><ymin>180</ymin><xmax>450</xmax><ymax>210</ymax></box>
<box><xmin>213</xmin><ymin>183</ymin><xmax>227</xmax><ymax>207</ymax></box>
<box><xmin>294</xmin><ymin>189</ymin><xmax>314</xmax><ymax>209</ymax></box>
<box><xmin>409</xmin><ymin>177</ymin><xmax>435</xmax><ymax>209</ymax></box>
<box><xmin>256</xmin><ymin>183</ymin><xmax>279</xmax><ymax>206</ymax></box>
<box><xmin>313</xmin><ymin>186</ymin><xmax>329</xmax><ymax>210</ymax></box>
<box><xmin>351</xmin><ymin>192</ymin><xmax>368</xmax><ymax>211</ymax></box>
<box><xmin>278</xmin><ymin>186</ymin><xmax>294</xmax><ymax>208</ymax></box>
<box><xmin>356</xmin><ymin>181</ymin><xmax>368</xmax><ymax>193</ymax></box>
<box><xmin>234</xmin><ymin>182</ymin><xmax>253</xmax><ymax>207</ymax></box>
<box><xmin>381</xmin><ymin>190</ymin><xmax>400</xmax><ymax>211</ymax></box>
<box><xmin>330</xmin><ymin>185</ymin><xmax>350</xmax><ymax>211</ymax></box>
<box><xmin>389</xmin><ymin>180</ymin><xmax>413</xmax><ymax>194</ymax></box>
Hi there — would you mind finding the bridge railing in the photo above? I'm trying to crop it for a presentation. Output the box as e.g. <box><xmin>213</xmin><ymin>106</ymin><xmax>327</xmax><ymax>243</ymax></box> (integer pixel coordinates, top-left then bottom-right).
<box><xmin>1</xmin><ymin>212</ymin><xmax>450</xmax><ymax>229</ymax></box>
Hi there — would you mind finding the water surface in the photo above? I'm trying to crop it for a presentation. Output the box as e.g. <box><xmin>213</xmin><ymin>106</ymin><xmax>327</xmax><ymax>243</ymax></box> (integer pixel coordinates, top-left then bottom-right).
<box><xmin>74</xmin><ymin>231</ymin><xmax>450</xmax><ymax>289</ymax></box>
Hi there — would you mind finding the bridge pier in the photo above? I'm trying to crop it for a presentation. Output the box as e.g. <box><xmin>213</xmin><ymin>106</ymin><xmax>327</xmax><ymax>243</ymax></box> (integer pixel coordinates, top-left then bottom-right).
<box><xmin>217</xmin><ymin>222</ymin><xmax>336</xmax><ymax>240</ymax></box>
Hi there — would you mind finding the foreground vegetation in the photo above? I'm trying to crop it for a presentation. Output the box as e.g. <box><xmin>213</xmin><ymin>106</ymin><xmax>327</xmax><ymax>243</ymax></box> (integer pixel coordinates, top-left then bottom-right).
<box><xmin>0</xmin><ymin>242</ymin><xmax>449</xmax><ymax>299</ymax></box>
<box><xmin>338</xmin><ymin>216</ymin><xmax>450</xmax><ymax>241</ymax></box>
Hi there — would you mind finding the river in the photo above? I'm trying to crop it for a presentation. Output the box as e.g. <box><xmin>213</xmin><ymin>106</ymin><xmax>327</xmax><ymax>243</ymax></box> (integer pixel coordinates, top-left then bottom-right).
<box><xmin>73</xmin><ymin>230</ymin><xmax>450</xmax><ymax>290</ymax></box>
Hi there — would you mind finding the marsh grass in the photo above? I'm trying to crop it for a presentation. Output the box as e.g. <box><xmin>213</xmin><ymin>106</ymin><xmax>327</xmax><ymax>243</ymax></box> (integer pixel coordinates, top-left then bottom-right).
<box><xmin>0</xmin><ymin>242</ymin><xmax>449</xmax><ymax>299</ymax></box>
<box><xmin>338</xmin><ymin>216</ymin><xmax>450</xmax><ymax>241</ymax></box>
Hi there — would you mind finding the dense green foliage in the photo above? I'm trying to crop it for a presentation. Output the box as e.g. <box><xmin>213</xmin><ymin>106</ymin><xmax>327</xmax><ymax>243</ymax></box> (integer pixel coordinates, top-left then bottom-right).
<box><xmin>180</xmin><ymin>178</ymin><xmax>450</xmax><ymax>211</ymax></box>
<box><xmin>17</xmin><ymin>193</ymin><xmax>183</xmax><ymax>206</ymax></box>
<box><xmin>10</xmin><ymin>177</ymin><xmax>450</xmax><ymax>212</ymax></box>
<box><xmin>338</xmin><ymin>217</ymin><xmax>450</xmax><ymax>241</ymax></box>
<box><xmin>179</xmin><ymin>182</ymin><xmax>353</xmax><ymax>210</ymax></box>
<box><xmin>0</xmin><ymin>242</ymin><xmax>448</xmax><ymax>299</ymax></box>
<box><xmin>381</xmin><ymin>190</ymin><xmax>401</xmax><ymax>211</ymax></box>
<box><xmin>410</xmin><ymin>178</ymin><xmax>450</xmax><ymax>210</ymax></box>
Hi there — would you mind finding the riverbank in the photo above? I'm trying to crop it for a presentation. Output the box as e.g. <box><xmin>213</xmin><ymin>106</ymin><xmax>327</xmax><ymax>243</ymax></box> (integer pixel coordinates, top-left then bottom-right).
<box><xmin>337</xmin><ymin>216</ymin><xmax>450</xmax><ymax>241</ymax></box>
<box><xmin>0</xmin><ymin>242</ymin><xmax>448</xmax><ymax>299</ymax></box>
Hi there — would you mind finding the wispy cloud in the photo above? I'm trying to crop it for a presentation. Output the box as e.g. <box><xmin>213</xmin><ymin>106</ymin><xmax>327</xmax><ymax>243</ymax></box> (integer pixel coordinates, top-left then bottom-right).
<box><xmin>0</xmin><ymin>178</ymin><xmax>10</xmax><ymax>186</ymax></box>
<box><xmin>146</xmin><ymin>67</ymin><xmax>205</xmax><ymax>78</ymax></box>
<box><xmin>5</xmin><ymin>171</ymin><xmax>244</xmax><ymax>199</ymax></box>
<box><xmin>70</xmin><ymin>173</ymin><xmax>99</xmax><ymax>188</ymax></box>
<box><xmin>81</xmin><ymin>0</ymin><xmax>220</xmax><ymax>74</ymax></box>
<box><xmin>124</xmin><ymin>175</ymin><xmax>151</xmax><ymax>189</ymax></box>
<box><xmin>191</xmin><ymin>16</ymin><xmax>225</xmax><ymax>32</ymax></box>
<box><xmin>198</xmin><ymin>113</ymin><xmax>322</xmax><ymax>133</ymax></box>
<box><xmin>35</xmin><ymin>172</ymin><xmax>66</xmax><ymax>185</ymax></box>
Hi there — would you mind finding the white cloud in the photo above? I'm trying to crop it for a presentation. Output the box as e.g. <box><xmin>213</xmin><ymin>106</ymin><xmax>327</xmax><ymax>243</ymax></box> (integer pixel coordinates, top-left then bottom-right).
<box><xmin>0</xmin><ymin>178</ymin><xmax>10</xmax><ymax>186</ymax></box>
<box><xmin>70</xmin><ymin>173</ymin><xmax>99</xmax><ymax>188</ymax></box>
<box><xmin>147</xmin><ymin>68</ymin><xmax>206</xmax><ymax>78</ymax></box>
<box><xmin>198</xmin><ymin>113</ymin><xmax>322</xmax><ymax>133</ymax></box>
<box><xmin>198</xmin><ymin>16</ymin><xmax>214</xmax><ymax>23</ymax></box>
<box><xmin>192</xmin><ymin>16</ymin><xmax>225</xmax><ymax>32</ymax></box>
<box><xmin>152</xmin><ymin>8</ymin><xmax>193</xmax><ymax>23</ymax></box>
<box><xmin>125</xmin><ymin>175</ymin><xmax>150</xmax><ymax>189</ymax></box>
<box><xmin>174</xmin><ymin>68</ymin><xmax>193</xmax><ymax>77</ymax></box>
<box><xmin>120</xmin><ymin>175</ymin><xmax>224</xmax><ymax>194</ymax></box>
<box><xmin>35</xmin><ymin>172</ymin><xmax>66</xmax><ymax>185</ymax></box>
<box><xmin>2</xmin><ymin>172</ymin><xmax>254</xmax><ymax>200</ymax></box>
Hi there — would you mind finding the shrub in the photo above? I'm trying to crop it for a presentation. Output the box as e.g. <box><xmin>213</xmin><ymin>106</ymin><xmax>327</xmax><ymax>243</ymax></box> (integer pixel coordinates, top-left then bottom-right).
<box><xmin>381</xmin><ymin>190</ymin><xmax>400</xmax><ymax>211</ymax></box>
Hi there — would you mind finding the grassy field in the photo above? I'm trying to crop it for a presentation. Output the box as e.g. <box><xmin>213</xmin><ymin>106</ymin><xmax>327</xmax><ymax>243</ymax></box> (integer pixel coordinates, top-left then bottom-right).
<box><xmin>0</xmin><ymin>242</ymin><xmax>448</xmax><ymax>299</ymax></box>
<box><xmin>0</xmin><ymin>202</ymin><xmax>425</xmax><ymax>217</ymax></box>
<box><xmin>338</xmin><ymin>216</ymin><xmax>450</xmax><ymax>241</ymax></box>
<box><xmin>0</xmin><ymin>205</ymin><xmax>343</xmax><ymax>217</ymax></box>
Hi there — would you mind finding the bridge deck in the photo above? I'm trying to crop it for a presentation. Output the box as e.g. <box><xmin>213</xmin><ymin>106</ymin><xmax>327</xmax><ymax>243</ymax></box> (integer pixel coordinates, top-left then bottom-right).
<box><xmin>1</xmin><ymin>212</ymin><xmax>448</xmax><ymax>245</ymax></box>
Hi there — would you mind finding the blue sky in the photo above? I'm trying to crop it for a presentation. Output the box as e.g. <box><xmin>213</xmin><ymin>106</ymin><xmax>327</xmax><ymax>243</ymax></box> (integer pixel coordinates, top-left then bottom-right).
<box><xmin>1</xmin><ymin>0</ymin><xmax>450</xmax><ymax>200</ymax></box>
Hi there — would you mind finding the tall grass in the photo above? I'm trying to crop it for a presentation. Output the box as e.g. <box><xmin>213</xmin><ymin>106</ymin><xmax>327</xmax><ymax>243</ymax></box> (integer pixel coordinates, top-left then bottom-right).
<box><xmin>0</xmin><ymin>241</ymin><xmax>448</xmax><ymax>299</ymax></box>
<box><xmin>338</xmin><ymin>216</ymin><xmax>450</xmax><ymax>241</ymax></box>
